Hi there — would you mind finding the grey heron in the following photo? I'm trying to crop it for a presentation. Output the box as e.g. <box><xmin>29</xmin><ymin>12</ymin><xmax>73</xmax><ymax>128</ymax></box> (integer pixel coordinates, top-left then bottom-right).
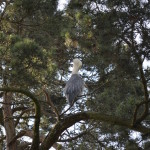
<box><xmin>64</xmin><ymin>58</ymin><xmax>84</xmax><ymax>106</ymax></box>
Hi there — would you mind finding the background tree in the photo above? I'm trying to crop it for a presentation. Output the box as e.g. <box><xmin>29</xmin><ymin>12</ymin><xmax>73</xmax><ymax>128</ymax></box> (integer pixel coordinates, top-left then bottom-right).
<box><xmin>0</xmin><ymin>0</ymin><xmax>150</xmax><ymax>150</ymax></box>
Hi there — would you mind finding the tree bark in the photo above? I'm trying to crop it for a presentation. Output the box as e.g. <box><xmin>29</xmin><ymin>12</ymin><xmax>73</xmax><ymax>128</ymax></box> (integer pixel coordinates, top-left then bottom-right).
<box><xmin>40</xmin><ymin>111</ymin><xmax>150</xmax><ymax>150</ymax></box>
<box><xmin>0</xmin><ymin>87</ymin><xmax>41</xmax><ymax>150</ymax></box>
<box><xmin>3</xmin><ymin>92</ymin><xmax>17</xmax><ymax>150</ymax></box>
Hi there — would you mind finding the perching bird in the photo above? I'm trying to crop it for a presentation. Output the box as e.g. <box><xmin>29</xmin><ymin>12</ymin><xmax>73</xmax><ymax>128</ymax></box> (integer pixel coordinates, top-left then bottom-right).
<box><xmin>64</xmin><ymin>58</ymin><xmax>84</xmax><ymax>106</ymax></box>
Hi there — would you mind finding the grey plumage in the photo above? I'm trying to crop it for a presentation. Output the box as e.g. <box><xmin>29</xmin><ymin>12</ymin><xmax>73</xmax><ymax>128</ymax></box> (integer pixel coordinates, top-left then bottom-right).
<box><xmin>64</xmin><ymin>58</ymin><xmax>84</xmax><ymax>106</ymax></box>
<box><xmin>64</xmin><ymin>74</ymin><xmax>84</xmax><ymax>105</ymax></box>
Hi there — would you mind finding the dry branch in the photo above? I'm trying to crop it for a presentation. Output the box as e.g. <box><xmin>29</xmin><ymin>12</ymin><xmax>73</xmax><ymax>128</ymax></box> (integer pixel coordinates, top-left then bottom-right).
<box><xmin>43</xmin><ymin>89</ymin><xmax>60</xmax><ymax>120</ymax></box>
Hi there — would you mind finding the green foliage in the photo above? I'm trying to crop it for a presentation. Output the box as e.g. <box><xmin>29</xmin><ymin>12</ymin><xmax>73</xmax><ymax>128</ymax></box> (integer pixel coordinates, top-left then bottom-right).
<box><xmin>63</xmin><ymin>0</ymin><xmax>150</xmax><ymax>149</ymax></box>
<box><xmin>125</xmin><ymin>140</ymin><xmax>141</xmax><ymax>150</ymax></box>
<box><xmin>0</xmin><ymin>0</ymin><xmax>150</xmax><ymax>149</ymax></box>
<box><xmin>144</xmin><ymin>141</ymin><xmax>150</xmax><ymax>150</ymax></box>
<box><xmin>0</xmin><ymin>33</ymin><xmax>55</xmax><ymax>87</ymax></box>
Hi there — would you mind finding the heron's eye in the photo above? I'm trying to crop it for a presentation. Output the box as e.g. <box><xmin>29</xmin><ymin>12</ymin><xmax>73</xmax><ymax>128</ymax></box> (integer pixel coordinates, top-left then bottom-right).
<box><xmin>70</xmin><ymin>64</ymin><xmax>73</xmax><ymax>67</ymax></box>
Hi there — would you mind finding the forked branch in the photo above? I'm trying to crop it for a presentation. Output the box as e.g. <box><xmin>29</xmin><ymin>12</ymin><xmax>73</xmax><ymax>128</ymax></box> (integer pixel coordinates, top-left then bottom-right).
<box><xmin>0</xmin><ymin>87</ymin><xmax>41</xmax><ymax>150</ymax></box>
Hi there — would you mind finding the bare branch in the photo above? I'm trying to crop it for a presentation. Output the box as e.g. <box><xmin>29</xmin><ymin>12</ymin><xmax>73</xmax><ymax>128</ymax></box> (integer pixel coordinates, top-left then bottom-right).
<box><xmin>8</xmin><ymin>130</ymin><xmax>27</xmax><ymax>146</ymax></box>
<box><xmin>8</xmin><ymin>130</ymin><xmax>43</xmax><ymax>146</ymax></box>
<box><xmin>60</xmin><ymin>105</ymin><xmax>73</xmax><ymax>116</ymax></box>
<box><xmin>12</xmin><ymin>106</ymin><xmax>29</xmax><ymax>114</ymax></box>
<box><xmin>58</xmin><ymin>130</ymin><xmax>88</xmax><ymax>142</ymax></box>
<box><xmin>43</xmin><ymin>89</ymin><xmax>60</xmax><ymax>121</ymax></box>
<box><xmin>15</xmin><ymin>108</ymin><xmax>34</xmax><ymax>127</ymax></box>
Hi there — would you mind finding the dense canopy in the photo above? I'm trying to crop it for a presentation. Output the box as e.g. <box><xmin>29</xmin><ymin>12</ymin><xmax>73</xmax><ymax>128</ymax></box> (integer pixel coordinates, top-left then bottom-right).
<box><xmin>0</xmin><ymin>0</ymin><xmax>150</xmax><ymax>150</ymax></box>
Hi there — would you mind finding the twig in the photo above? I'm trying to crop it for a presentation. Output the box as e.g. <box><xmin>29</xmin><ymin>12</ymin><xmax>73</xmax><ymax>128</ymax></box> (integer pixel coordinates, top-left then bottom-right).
<box><xmin>15</xmin><ymin>108</ymin><xmax>34</xmax><ymax>127</ymax></box>
<box><xmin>58</xmin><ymin>130</ymin><xmax>87</xmax><ymax>142</ymax></box>
<box><xmin>43</xmin><ymin>89</ymin><xmax>60</xmax><ymax>121</ymax></box>
<box><xmin>12</xmin><ymin>106</ymin><xmax>28</xmax><ymax>114</ymax></box>
<box><xmin>60</xmin><ymin>103</ymin><xmax>74</xmax><ymax>117</ymax></box>
<box><xmin>8</xmin><ymin>130</ymin><xmax>27</xmax><ymax>146</ymax></box>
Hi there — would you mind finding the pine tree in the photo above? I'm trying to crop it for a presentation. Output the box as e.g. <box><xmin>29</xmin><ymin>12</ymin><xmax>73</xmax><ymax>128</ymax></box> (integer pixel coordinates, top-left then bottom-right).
<box><xmin>0</xmin><ymin>0</ymin><xmax>150</xmax><ymax>150</ymax></box>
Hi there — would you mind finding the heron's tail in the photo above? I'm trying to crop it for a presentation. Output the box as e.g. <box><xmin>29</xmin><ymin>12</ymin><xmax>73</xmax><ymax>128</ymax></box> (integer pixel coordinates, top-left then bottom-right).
<box><xmin>66</xmin><ymin>94</ymin><xmax>75</xmax><ymax>106</ymax></box>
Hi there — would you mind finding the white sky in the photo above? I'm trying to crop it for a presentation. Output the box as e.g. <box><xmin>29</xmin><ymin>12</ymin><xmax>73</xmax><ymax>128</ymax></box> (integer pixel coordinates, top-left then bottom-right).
<box><xmin>143</xmin><ymin>60</ymin><xmax>150</xmax><ymax>69</ymax></box>
<box><xmin>58</xmin><ymin>0</ymin><xmax>69</xmax><ymax>10</ymax></box>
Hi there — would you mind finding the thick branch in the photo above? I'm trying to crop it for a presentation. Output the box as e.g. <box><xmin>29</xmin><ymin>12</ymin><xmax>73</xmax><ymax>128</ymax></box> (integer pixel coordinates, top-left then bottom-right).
<box><xmin>8</xmin><ymin>130</ymin><xmax>44</xmax><ymax>144</ymax></box>
<box><xmin>8</xmin><ymin>130</ymin><xmax>27</xmax><ymax>146</ymax></box>
<box><xmin>40</xmin><ymin>111</ymin><xmax>150</xmax><ymax>150</ymax></box>
<box><xmin>0</xmin><ymin>87</ymin><xmax>41</xmax><ymax>150</ymax></box>
<box><xmin>3</xmin><ymin>92</ymin><xmax>17</xmax><ymax>150</ymax></box>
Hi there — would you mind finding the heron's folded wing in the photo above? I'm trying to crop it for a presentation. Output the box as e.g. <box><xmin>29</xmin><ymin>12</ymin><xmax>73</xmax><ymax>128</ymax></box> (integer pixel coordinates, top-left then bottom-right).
<box><xmin>64</xmin><ymin>74</ymin><xmax>84</xmax><ymax>105</ymax></box>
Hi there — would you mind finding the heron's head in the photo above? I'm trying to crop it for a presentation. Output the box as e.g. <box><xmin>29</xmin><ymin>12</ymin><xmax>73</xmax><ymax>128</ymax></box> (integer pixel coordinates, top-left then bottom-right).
<box><xmin>73</xmin><ymin>58</ymin><xmax>82</xmax><ymax>70</ymax></box>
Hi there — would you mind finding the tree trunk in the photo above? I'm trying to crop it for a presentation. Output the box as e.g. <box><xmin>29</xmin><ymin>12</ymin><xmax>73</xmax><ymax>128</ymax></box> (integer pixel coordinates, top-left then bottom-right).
<box><xmin>3</xmin><ymin>92</ymin><xmax>16</xmax><ymax>150</ymax></box>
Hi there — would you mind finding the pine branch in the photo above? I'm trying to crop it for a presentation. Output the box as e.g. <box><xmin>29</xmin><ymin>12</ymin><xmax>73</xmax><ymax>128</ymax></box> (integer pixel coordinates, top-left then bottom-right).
<box><xmin>40</xmin><ymin>111</ymin><xmax>150</xmax><ymax>150</ymax></box>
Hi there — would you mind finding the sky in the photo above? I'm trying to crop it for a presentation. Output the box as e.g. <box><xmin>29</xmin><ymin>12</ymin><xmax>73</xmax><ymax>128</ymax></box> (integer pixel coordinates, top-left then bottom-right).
<box><xmin>58</xmin><ymin>0</ymin><xmax>69</xmax><ymax>10</ymax></box>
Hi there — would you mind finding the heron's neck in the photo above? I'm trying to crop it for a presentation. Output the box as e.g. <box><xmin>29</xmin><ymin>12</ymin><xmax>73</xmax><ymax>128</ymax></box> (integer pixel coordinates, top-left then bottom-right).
<box><xmin>72</xmin><ymin>67</ymin><xmax>79</xmax><ymax>74</ymax></box>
